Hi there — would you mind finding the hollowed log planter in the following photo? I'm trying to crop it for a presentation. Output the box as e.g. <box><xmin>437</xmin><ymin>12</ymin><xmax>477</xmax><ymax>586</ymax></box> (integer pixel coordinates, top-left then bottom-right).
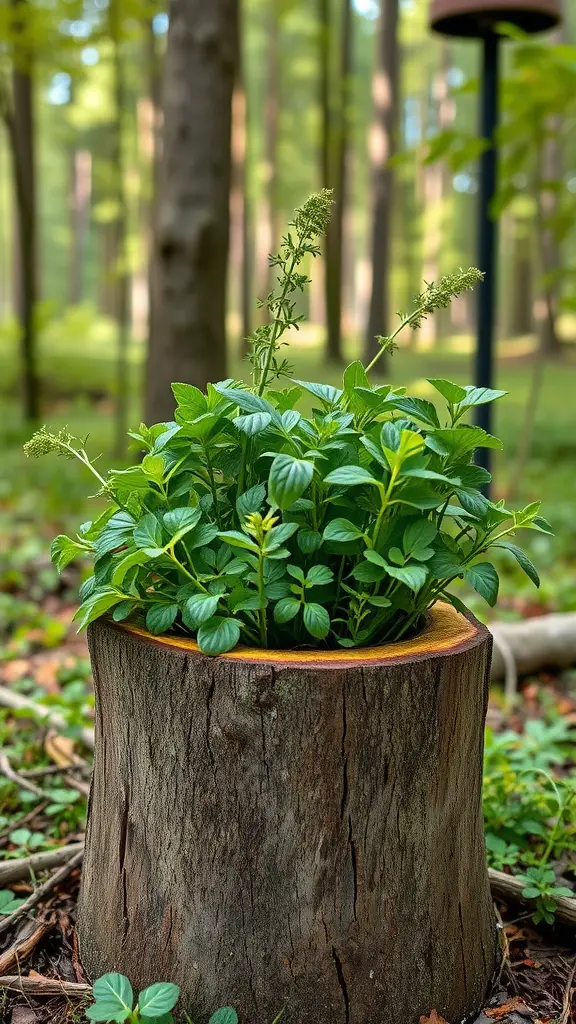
<box><xmin>79</xmin><ymin>602</ymin><xmax>496</xmax><ymax>1024</ymax></box>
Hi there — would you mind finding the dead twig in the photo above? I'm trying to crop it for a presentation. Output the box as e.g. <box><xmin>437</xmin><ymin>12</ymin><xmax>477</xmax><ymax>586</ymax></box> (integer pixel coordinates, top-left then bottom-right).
<box><xmin>62</xmin><ymin>774</ymin><xmax>90</xmax><ymax>798</ymax></box>
<box><xmin>0</xmin><ymin>843</ymin><xmax>85</xmax><ymax>886</ymax></box>
<box><xmin>560</xmin><ymin>959</ymin><xmax>576</xmax><ymax>1024</ymax></box>
<box><xmin>20</xmin><ymin>763</ymin><xmax>89</xmax><ymax>779</ymax></box>
<box><xmin>0</xmin><ymin>686</ymin><xmax>94</xmax><ymax>750</ymax></box>
<box><xmin>0</xmin><ymin>975</ymin><xmax>91</xmax><ymax>997</ymax></box>
<box><xmin>0</xmin><ymin>756</ymin><xmax>46</xmax><ymax>801</ymax></box>
<box><xmin>0</xmin><ymin>849</ymin><xmax>84</xmax><ymax>938</ymax></box>
<box><xmin>0</xmin><ymin>915</ymin><xmax>54</xmax><ymax>975</ymax></box>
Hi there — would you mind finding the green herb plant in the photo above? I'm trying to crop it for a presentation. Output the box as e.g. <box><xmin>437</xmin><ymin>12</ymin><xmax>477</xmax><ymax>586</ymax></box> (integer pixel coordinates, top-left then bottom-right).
<box><xmin>25</xmin><ymin>191</ymin><xmax>549</xmax><ymax>656</ymax></box>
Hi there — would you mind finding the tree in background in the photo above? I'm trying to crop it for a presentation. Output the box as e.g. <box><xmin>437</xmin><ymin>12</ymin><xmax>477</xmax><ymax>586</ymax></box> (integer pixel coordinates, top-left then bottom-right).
<box><xmin>145</xmin><ymin>0</ymin><xmax>237</xmax><ymax>423</ymax></box>
<box><xmin>365</xmin><ymin>0</ymin><xmax>399</xmax><ymax>368</ymax></box>
<box><xmin>322</xmin><ymin>0</ymin><xmax>353</xmax><ymax>364</ymax></box>
<box><xmin>1</xmin><ymin>0</ymin><xmax>39</xmax><ymax>422</ymax></box>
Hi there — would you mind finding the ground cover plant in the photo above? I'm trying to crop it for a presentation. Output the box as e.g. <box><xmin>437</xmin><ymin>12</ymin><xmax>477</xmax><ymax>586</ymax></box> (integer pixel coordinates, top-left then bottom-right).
<box><xmin>24</xmin><ymin>192</ymin><xmax>550</xmax><ymax>656</ymax></box>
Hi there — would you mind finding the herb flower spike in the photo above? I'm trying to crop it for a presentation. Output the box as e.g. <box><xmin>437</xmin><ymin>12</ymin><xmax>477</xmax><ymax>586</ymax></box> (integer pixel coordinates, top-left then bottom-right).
<box><xmin>366</xmin><ymin>267</ymin><xmax>484</xmax><ymax>374</ymax></box>
<box><xmin>26</xmin><ymin>195</ymin><xmax>548</xmax><ymax>657</ymax></box>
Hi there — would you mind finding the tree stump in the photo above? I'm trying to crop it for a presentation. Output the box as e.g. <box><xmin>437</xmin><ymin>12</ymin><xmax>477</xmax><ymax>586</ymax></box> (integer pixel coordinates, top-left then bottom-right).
<box><xmin>79</xmin><ymin>602</ymin><xmax>496</xmax><ymax>1024</ymax></box>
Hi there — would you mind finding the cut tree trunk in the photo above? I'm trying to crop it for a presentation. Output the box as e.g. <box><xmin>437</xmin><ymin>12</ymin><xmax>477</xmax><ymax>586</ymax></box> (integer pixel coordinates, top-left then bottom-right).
<box><xmin>79</xmin><ymin>602</ymin><xmax>495</xmax><ymax>1022</ymax></box>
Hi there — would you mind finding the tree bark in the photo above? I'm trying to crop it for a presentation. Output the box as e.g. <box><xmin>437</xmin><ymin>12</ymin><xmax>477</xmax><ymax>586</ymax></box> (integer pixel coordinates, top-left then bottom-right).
<box><xmin>323</xmin><ymin>0</ymin><xmax>352</xmax><ymax>364</ymax></box>
<box><xmin>364</xmin><ymin>0</ymin><xmax>399</xmax><ymax>369</ymax></box>
<box><xmin>79</xmin><ymin>602</ymin><xmax>495</xmax><ymax>1024</ymax></box>
<box><xmin>145</xmin><ymin>0</ymin><xmax>237</xmax><ymax>424</ymax></box>
<box><xmin>108</xmin><ymin>0</ymin><xmax>131</xmax><ymax>457</ymax></box>
<box><xmin>68</xmin><ymin>148</ymin><xmax>91</xmax><ymax>306</ymax></box>
<box><xmin>6</xmin><ymin>0</ymin><xmax>39</xmax><ymax>422</ymax></box>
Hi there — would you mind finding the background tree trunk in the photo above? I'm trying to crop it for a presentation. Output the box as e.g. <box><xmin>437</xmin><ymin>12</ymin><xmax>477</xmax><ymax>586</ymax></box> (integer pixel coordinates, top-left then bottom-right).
<box><xmin>145</xmin><ymin>0</ymin><xmax>237</xmax><ymax>424</ymax></box>
<box><xmin>8</xmin><ymin>0</ymin><xmax>39</xmax><ymax>422</ymax></box>
<box><xmin>364</xmin><ymin>0</ymin><xmax>399</xmax><ymax>369</ymax></box>
<box><xmin>68</xmin><ymin>148</ymin><xmax>91</xmax><ymax>306</ymax></box>
<box><xmin>79</xmin><ymin>604</ymin><xmax>495</xmax><ymax>1024</ymax></box>
<box><xmin>109</xmin><ymin>0</ymin><xmax>131</xmax><ymax>456</ymax></box>
<box><xmin>324</xmin><ymin>0</ymin><xmax>352</xmax><ymax>364</ymax></box>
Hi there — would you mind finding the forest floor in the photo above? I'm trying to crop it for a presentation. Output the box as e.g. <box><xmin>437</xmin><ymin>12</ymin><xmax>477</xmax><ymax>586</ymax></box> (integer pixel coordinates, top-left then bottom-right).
<box><xmin>0</xmin><ymin>338</ymin><xmax>575</xmax><ymax>1022</ymax></box>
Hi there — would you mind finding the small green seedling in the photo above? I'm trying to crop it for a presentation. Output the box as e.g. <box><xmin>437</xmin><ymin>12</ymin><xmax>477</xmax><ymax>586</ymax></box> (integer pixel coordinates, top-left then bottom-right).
<box><xmin>0</xmin><ymin>889</ymin><xmax>26</xmax><ymax>915</ymax></box>
<box><xmin>85</xmin><ymin>973</ymin><xmax>180</xmax><ymax>1022</ymax></box>
<box><xmin>516</xmin><ymin>864</ymin><xmax>574</xmax><ymax>926</ymax></box>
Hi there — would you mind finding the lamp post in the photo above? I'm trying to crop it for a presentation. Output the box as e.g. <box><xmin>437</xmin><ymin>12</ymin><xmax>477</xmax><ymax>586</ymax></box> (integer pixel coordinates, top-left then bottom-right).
<box><xmin>429</xmin><ymin>0</ymin><xmax>562</xmax><ymax>486</ymax></box>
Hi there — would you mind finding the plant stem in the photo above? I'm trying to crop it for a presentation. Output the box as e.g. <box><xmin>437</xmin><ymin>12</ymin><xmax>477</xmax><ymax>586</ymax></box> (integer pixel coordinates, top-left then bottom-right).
<box><xmin>256</xmin><ymin>215</ymin><xmax>312</xmax><ymax>395</ymax></box>
<box><xmin>257</xmin><ymin>553</ymin><xmax>268</xmax><ymax>646</ymax></box>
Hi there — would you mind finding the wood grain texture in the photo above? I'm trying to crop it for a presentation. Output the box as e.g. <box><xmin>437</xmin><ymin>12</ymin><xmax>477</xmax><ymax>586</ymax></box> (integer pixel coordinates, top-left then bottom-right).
<box><xmin>79</xmin><ymin>604</ymin><xmax>496</xmax><ymax>1024</ymax></box>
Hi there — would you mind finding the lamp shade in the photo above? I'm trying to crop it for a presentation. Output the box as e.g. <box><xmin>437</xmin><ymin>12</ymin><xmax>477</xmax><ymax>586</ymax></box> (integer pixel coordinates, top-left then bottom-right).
<box><xmin>429</xmin><ymin>0</ymin><xmax>562</xmax><ymax>37</ymax></box>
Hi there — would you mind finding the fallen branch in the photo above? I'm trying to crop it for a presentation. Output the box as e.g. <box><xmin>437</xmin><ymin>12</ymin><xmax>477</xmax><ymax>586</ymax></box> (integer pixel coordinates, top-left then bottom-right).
<box><xmin>0</xmin><ymin>915</ymin><xmax>53</xmax><ymax>974</ymax></box>
<box><xmin>0</xmin><ymin>755</ymin><xmax>46</xmax><ymax>800</ymax></box>
<box><xmin>20</xmin><ymin>762</ymin><xmax>89</xmax><ymax>779</ymax></box>
<box><xmin>0</xmin><ymin>686</ymin><xmax>94</xmax><ymax>750</ymax></box>
<box><xmin>0</xmin><ymin>975</ymin><xmax>91</xmax><ymax>997</ymax></box>
<box><xmin>489</xmin><ymin>867</ymin><xmax>576</xmax><ymax>928</ymax></box>
<box><xmin>0</xmin><ymin>843</ymin><xmax>85</xmax><ymax>886</ymax></box>
<box><xmin>490</xmin><ymin>613</ymin><xmax>576</xmax><ymax>683</ymax></box>
<box><xmin>0</xmin><ymin>849</ymin><xmax>84</xmax><ymax>938</ymax></box>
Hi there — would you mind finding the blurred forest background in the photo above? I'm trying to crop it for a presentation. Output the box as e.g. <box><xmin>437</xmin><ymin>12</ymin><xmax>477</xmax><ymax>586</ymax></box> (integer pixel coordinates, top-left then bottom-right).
<box><xmin>1</xmin><ymin>0</ymin><xmax>576</xmax><ymax>615</ymax></box>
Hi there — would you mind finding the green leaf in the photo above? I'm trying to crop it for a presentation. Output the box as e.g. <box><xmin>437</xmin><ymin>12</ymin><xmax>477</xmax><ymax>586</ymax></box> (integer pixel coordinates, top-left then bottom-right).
<box><xmin>297</xmin><ymin>528</ymin><xmax>323</xmax><ymax>553</ymax></box>
<box><xmin>0</xmin><ymin>890</ymin><xmax>25</xmax><ymax>914</ymax></box>
<box><xmin>85</xmin><ymin>1005</ymin><xmax>129</xmax><ymax>1022</ymax></box>
<box><xmin>73</xmin><ymin>588</ymin><xmax>126</xmax><ymax>631</ymax></box>
<box><xmin>163</xmin><ymin>507</ymin><xmax>202</xmax><ymax>536</ymax></box>
<box><xmin>145</xmin><ymin>604</ymin><xmax>178</xmax><ymax>635</ymax></box>
<box><xmin>403</xmin><ymin>520</ymin><xmax>437</xmax><ymax>554</ymax></box>
<box><xmin>111</xmin><ymin>549</ymin><xmax>150</xmax><ymax>586</ymax></box>
<box><xmin>268</xmin><ymin>455</ymin><xmax>314</xmax><ymax>509</ymax></box>
<box><xmin>137</xmin><ymin>982</ymin><xmax>180</xmax><ymax>1017</ymax></box>
<box><xmin>134</xmin><ymin>514</ymin><xmax>164</xmax><ymax>551</ymax></box>
<box><xmin>343</xmin><ymin>359</ymin><xmax>369</xmax><ymax>395</ymax></box>
<box><xmin>385</xmin><ymin>564</ymin><xmax>427</xmax><ymax>592</ymax></box>
<box><xmin>236</xmin><ymin>484</ymin><xmax>266</xmax><ymax>520</ymax></box>
<box><xmin>264</xmin><ymin>522</ymin><xmax>299</xmax><ymax>551</ymax></box>
<box><xmin>324</xmin><ymin>466</ymin><xmax>379</xmax><ymax>488</ymax></box>
<box><xmin>389</xmin><ymin>396</ymin><xmax>440</xmax><ymax>428</ymax></box>
<box><xmin>493</xmin><ymin>540</ymin><xmax>540</xmax><ymax>588</ymax></box>
<box><xmin>465</xmin><ymin>562</ymin><xmax>499</xmax><ymax>606</ymax></box>
<box><xmin>292</xmin><ymin>379</ymin><xmax>343</xmax><ymax>406</ymax></box>
<box><xmin>182</xmin><ymin>594</ymin><xmax>220</xmax><ymax>630</ymax></box>
<box><xmin>208</xmin><ymin>1009</ymin><xmax>239</xmax><ymax>1024</ymax></box>
<box><xmin>51</xmin><ymin>534</ymin><xmax>89</xmax><ymax>572</ymax></box>
<box><xmin>303</xmin><ymin>603</ymin><xmax>331</xmax><ymax>639</ymax></box>
<box><xmin>233</xmin><ymin>412</ymin><xmax>272</xmax><ymax>436</ymax></box>
<box><xmin>213</xmin><ymin>384</ymin><xmax>278</xmax><ymax>421</ymax></box>
<box><xmin>197</xmin><ymin>617</ymin><xmax>241</xmax><ymax>656</ymax></box>
<box><xmin>171</xmin><ymin>382</ymin><xmax>207</xmax><ymax>419</ymax></box>
<box><xmin>217</xmin><ymin>531</ymin><xmax>260</xmax><ymax>553</ymax></box>
<box><xmin>142</xmin><ymin>454</ymin><xmax>166</xmax><ymax>483</ymax></box>
<box><xmin>459</xmin><ymin>386</ymin><xmax>507</xmax><ymax>408</ymax></box>
<box><xmin>306</xmin><ymin>565</ymin><xmax>334</xmax><ymax>586</ymax></box>
<box><xmin>454</xmin><ymin>488</ymin><xmax>490</xmax><ymax>520</ymax></box>
<box><xmin>92</xmin><ymin>974</ymin><xmax>134</xmax><ymax>1016</ymax></box>
<box><xmin>185</xmin><ymin>523</ymin><xmax>220</xmax><ymax>550</ymax></box>
<box><xmin>323</xmin><ymin>519</ymin><xmax>365</xmax><ymax>543</ymax></box>
<box><xmin>426</xmin><ymin>426</ymin><xmax>503</xmax><ymax>458</ymax></box>
<box><xmin>427</xmin><ymin>378</ymin><xmax>467</xmax><ymax>404</ymax></box>
<box><xmin>274</xmin><ymin>598</ymin><xmax>301</xmax><ymax>623</ymax></box>
<box><xmin>351</xmin><ymin>561</ymin><xmax>387</xmax><ymax>583</ymax></box>
<box><xmin>521</xmin><ymin>887</ymin><xmax>541</xmax><ymax>900</ymax></box>
<box><xmin>112</xmin><ymin>600</ymin><xmax>136</xmax><ymax>623</ymax></box>
<box><xmin>140</xmin><ymin>1016</ymin><xmax>174</xmax><ymax>1024</ymax></box>
<box><xmin>94</xmin><ymin>512</ymin><xmax>136</xmax><ymax>557</ymax></box>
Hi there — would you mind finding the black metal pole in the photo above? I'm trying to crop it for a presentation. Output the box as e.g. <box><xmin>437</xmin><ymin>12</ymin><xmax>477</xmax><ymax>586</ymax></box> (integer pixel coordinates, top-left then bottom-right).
<box><xmin>474</xmin><ymin>32</ymin><xmax>500</xmax><ymax>487</ymax></box>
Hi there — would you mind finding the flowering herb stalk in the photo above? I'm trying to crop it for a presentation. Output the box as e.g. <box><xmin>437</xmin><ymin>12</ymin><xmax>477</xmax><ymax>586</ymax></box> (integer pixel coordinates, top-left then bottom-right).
<box><xmin>25</xmin><ymin>192</ymin><xmax>549</xmax><ymax>656</ymax></box>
